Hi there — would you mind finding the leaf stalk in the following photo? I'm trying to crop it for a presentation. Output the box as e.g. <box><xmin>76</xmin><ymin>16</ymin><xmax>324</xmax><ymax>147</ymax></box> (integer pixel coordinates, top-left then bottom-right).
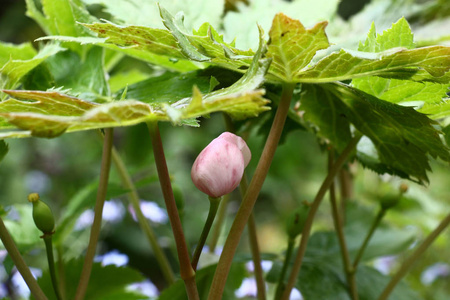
<box><xmin>207</xmin><ymin>83</ymin><xmax>295</xmax><ymax>300</ymax></box>
<box><xmin>74</xmin><ymin>128</ymin><xmax>114</xmax><ymax>300</ymax></box>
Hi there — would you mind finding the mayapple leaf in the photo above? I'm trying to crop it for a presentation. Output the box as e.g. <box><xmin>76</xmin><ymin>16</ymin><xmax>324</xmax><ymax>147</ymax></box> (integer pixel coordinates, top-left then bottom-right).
<box><xmin>36</xmin><ymin>33</ymin><xmax>200</xmax><ymax>72</ymax></box>
<box><xmin>0</xmin><ymin>49</ymin><xmax>270</xmax><ymax>138</ymax></box>
<box><xmin>0</xmin><ymin>43</ymin><xmax>63</xmax><ymax>94</ymax></box>
<box><xmin>298</xmin><ymin>84</ymin><xmax>352</xmax><ymax>151</ymax></box>
<box><xmin>329</xmin><ymin>83</ymin><xmax>450</xmax><ymax>184</ymax></box>
<box><xmin>352</xmin><ymin>18</ymin><xmax>450</xmax><ymax>117</ymax></box>
<box><xmin>26</xmin><ymin>0</ymin><xmax>97</xmax><ymax>53</ymax></box>
<box><xmin>266</xmin><ymin>13</ymin><xmax>329</xmax><ymax>83</ymax></box>
<box><xmin>296</xmin><ymin>45</ymin><xmax>450</xmax><ymax>83</ymax></box>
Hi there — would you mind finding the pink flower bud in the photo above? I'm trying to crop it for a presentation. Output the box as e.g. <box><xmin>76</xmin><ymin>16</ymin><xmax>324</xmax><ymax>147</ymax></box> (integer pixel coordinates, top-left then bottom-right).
<box><xmin>191</xmin><ymin>132</ymin><xmax>251</xmax><ymax>198</ymax></box>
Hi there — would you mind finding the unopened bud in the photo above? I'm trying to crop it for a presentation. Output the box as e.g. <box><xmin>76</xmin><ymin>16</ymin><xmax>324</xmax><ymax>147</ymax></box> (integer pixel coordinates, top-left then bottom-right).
<box><xmin>191</xmin><ymin>132</ymin><xmax>251</xmax><ymax>198</ymax></box>
<box><xmin>28</xmin><ymin>193</ymin><xmax>55</xmax><ymax>234</ymax></box>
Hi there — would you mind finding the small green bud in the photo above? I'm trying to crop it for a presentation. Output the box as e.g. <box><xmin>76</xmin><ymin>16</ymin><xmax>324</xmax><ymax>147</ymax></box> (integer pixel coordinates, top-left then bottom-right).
<box><xmin>285</xmin><ymin>202</ymin><xmax>310</xmax><ymax>239</ymax></box>
<box><xmin>28</xmin><ymin>193</ymin><xmax>55</xmax><ymax>234</ymax></box>
<box><xmin>379</xmin><ymin>183</ymin><xmax>408</xmax><ymax>211</ymax></box>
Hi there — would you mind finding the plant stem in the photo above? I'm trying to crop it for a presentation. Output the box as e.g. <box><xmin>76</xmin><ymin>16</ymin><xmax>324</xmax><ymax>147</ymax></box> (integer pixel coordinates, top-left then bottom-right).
<box><xmin>0</xmin><ymin>217</ymin><xmax>48</xmax><ymax>300</ymax></box>
<box><xmin>240</xmin><ymin>175</ymin><xmax>266</xmax><ymax>300</ymax></box>
<box><xmin>57</xmin><ymin>246</ymin><xmax>66</xmax><ymax>300</ymax></box>
<box><xmin>280</xmin><ymin>135</ymin><xmax>361</xmax><ymax>300</ymax></box>
<box><xmin>377</xmin><ymin>212</ymin><xmax>450</xmax><ymax>300</ymax></box>
<box><xmin>191</xmin><ymin>196</ymin><xmax>222</xmax><ymax>270</ymax></box>
<box><xmin>147</xmin><ymin>122</ymin><xmax>199</xmax><ymax>300</ymax></box>
<box><xmin>208</xmin><ymin>194</ymin><xmax>229</xmax><ymax>253</ymax></box>
<box><xmin>207</xmin><ymin>83</ymin><xmax>295</xmax><ymax>300</ymax></box>
<box><xmin>43</xmin><ymin>236</ymin><xmax>62</xmax><ymax>300</ymax></box>
<box><xmin>352</xmin><ymin>208</ymin><xmax>386</xmax><ymax>269</ymax></box>
<box><xmin>111</xmin><ymin>147</ymin><xmax>175</xmax><ymax>284</ymax></box>
<box><xmin>274</xmin><ymin>238</ymin><xmax>295</xmax><ymax>300</ymax></box>
<box><xmin>224</xmin><ymin>112</ymin><xmax>266</xmax><ymax>300</ymax></box>
<box><xmin>328</xmin><ymin>151</ymin><xmax>358</xmax><ymax>300</ymax></box>
<box><xmin>75</xmin><ymin>128</ymin><xmax>113</xmax><ymax>300</ymax></box>
<box><xmin>338</xmin><ymin>168</ymin><xmax>353</xmax><ymax>222</ymax></box>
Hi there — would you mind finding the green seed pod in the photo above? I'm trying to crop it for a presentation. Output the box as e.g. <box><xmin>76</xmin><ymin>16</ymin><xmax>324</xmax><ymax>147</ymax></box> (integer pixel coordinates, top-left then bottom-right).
<box><xmin>28</xmin><ymin>193</ymin><xmax>55</xmax><ymax>234</ymax></box>
<box><xmin>379</xmin><ymin>183</ymin><xmax>408</xmax><ymax>211</ymax></box>
<box><xmin>285</xmin><ymin>202</ymin><xmax>310</xmax><ymax>239</ymax></box>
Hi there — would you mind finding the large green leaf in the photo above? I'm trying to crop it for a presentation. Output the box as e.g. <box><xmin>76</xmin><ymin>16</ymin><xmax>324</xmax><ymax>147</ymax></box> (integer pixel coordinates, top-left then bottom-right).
<box><xmin>0</xmin><ymin>43</ymin><xmax>63</xmax><ymax>94</ymax></box>
<box><xmin>351</xmin><ymin>18</ymin><xmax>450</xmax><ymax>119</ymax></box>
<box><xmin>266</xmin><ymin>13</ymin><xmax>329</xmax><ymax>83</ymax></box>
<box><xmin>330</xmin><ymin>83</ymin><xmax>450</xmax><ymax>183</ymax></box>
<box><xmin>0</xmin><ymin>47</ymin><xmax>270</xmax><ymax>138</ymax></box>
<box><xmin>299</xmin><ymin>83</ymin><xmax>449</xmax><ymax>183</ymax></box>
<box><xmin>295</xmin><ymin>45</ymin><xmax>450</xmax><ymax>83</ymax></box>
<box><xmin>45</xmin><ymin>47</ymin><xmax>110</xmax><ymax>101</ymax></box>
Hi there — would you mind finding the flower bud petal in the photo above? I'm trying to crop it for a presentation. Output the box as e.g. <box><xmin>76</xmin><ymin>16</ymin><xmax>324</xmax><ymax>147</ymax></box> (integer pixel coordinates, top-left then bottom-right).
<box><xmin>217</xmin><ymin>132</ymin><xmax>251</xmax><ymax>167</ymax></box>
<box><xmin>191</xmin><ymin>136</ymin><xmax>247</xmax><ymax>197</ymax></box>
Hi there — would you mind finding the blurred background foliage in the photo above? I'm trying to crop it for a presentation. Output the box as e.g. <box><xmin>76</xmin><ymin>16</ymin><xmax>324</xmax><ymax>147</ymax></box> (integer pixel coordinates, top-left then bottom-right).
<box><xmin>0</xmin><ymin>0</ymin><xmax>449</xmax><ymax>299</ymax></box>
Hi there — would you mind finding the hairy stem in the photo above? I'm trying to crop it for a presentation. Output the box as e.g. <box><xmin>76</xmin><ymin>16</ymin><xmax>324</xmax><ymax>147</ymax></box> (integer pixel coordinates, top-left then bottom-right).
<box><xmin>191</xmin><ymin>196</ymin><xmax>221</xmax><ymax>270</ymax></box>
<box><xmin>207</xmin><ymin>83</ymin><xmax>295</xmax><ymax>300</ymax></box>
<box><xmin>43</xmin><ymin>236</ymin><xmax>62</xmax><ymax>300</ymax></box>
<box><xmin>208</xmin><ymin>194</ymin><xmax>229</xmax><ymax>253</ymax></box>
<box><xmin>280</xmin><ymin>135</ymin><xmax>361</xmax><ymax>300</ymax></box>
<box><xmin>147</xmin><ymin>122</ymin><xmax>199</xmax><ymax>300</ymax></box>
<box><xmin>328</xmin><ymin>151</ymin><xmax>358</xmax><ymax>300</ymax></box>
<box><xmin>274</xmin><ymin>238</ymin><xmax>295</xmax><ymax>300</ymax></box>
<box><xmin>111</xmin><ymin>147</ymin><xmax>175</xmax><ymax>284</ymax></box>
<box><xmin>75</xmin><ymin>128</ymin><xmax>113</xmax><ymax>300</ymax></box>
<box><xmin>0</xmin><ymin>217</ymin><xmax>47</xmax><ymax>300</ymax></box>
<box><xmin>377</xmin><ymin>212</ymin><xmax>450</xmax><ymax>300</ymax></box>
<box><xmin>353</xmin><ymin>209</ymin><xmax>386</xmax><ymax>269</ymax></box>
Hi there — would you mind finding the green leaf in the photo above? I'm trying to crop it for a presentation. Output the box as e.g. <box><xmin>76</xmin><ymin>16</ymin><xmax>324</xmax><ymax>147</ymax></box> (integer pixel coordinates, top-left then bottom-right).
<box><xmin>45</xmin><ymin>47</ymin><xmax>110</xmax><ymax>101</ymax></box>
<box><xmin>37</xmin><ymin>259</ymin><xmax>146</xmax><ymax>300</ymax></box>
<box><xmin>351</xmin><ymin>18</ymin><xmax>450</xmax><ymax>118</ymax></box>
<box><xmin>37</xmin><ymin>29</ymin><xmax>201</xmax><ymax>72</ymax></box>
<box><xmin>330</xmin><ymin>83</ymin><xmax>450</xmax><ymax>183</ymax></box>
<box><xmin>0</xmin><ymin>43</ymin><xmax>63</xmax><ymax>94</ymax></box>
<box><xmin>356</xmin><ymin>266</ymin><xmax>422</xmax><ymax>300</ymax></box>
<box><xmin>266</xmin><ymin>13</ymin><xmax>329</xmax><ymax>83</ymax></box>
<box><xmin>3</xmin><ymin>205</ymin><xmax>42</xmax><ymax>247</ymax></box>
<box><xmin>0</xmin><ymin>50</ymin><xmax>269</xmax><ymax>138</ymax></box>
<box><xmin>299</xmin><ymin>84</ymin><xmax>352</xmax><ymax>151</ymax></box>
<box><xmin>296</xmin><ymin>46</ymin><xmax>450</xmax><ymax>83</ymax></box>
<box><xmin>299</xmin><ymin>82</ymin><xmax>449</xmax><ymax>183</ymax></box>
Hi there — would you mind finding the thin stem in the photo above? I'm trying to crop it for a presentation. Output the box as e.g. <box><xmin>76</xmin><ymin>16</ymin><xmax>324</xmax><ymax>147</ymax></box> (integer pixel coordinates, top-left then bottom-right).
<box><xmin>377</xmin><ymin>212</ymin><xmax>450</xmax><ymax>300</ymax></box>
<box><xmin>43</xmin><ymin>236</ymin><xmax>62</xmax><ymax>300</ymax></box>
<box><xmin>328</xmin><ymin>151</ymin><xmax>358</xmax><ymax>300</ymax></box>
<box><xmin>191</xmin><ymin>196</ymin><xmax>222</xmax><ymax>270</ymax></box>
<box><xmin>240</xmin><ymin>175</ymin><xmax>266</xmax><ymax>300</ymax></box>
<box><xmin>75</xmin><ymin>128</ymin><xmax>114</xmax><ymax>300</ymax></box>
<box><xmin>111</xmin><ymin>147</ymin><xmax>175</xmax><ymax>284</ymax></box>
<box><xmin>280</xmin><ymin>135</ymin><xmax>361</xmax><ymax>300</ymax></box>
<box><xmin>207</xmin><ymin>83</ymin><xmax>296</xmax><ymax>300</ymax></box>
<box><xmin>352</xmin><ymin>209</ymin><xmax>386</xmax><ymax>269</ymax></box>
<box><xmin>0</xmin><ymin>217</ymin><xmax>47</xmax><ymax>300</ymax></box>
<box><xmin>274</xmin><ymin>238</ymin><xmax>295</xmax><ymax>300</ymax></box>
<box><xmin>338</xmin><ymin>168</ymin><xmax>353</xmax><ymax>222</ymax></box>
<box><xmin>57</xmin><ymin>246</ymin><xmax>66</xmax><ymax>300</ymax></box>
<box><xmin>208</xmin><ymin>194</ymin><xmax>229</xmax><ymax>253</ymax></box>
<box><xmin>147</xmin><ymin>122</ymin><xmax>199</xmax><ymax>300</ymax></box>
